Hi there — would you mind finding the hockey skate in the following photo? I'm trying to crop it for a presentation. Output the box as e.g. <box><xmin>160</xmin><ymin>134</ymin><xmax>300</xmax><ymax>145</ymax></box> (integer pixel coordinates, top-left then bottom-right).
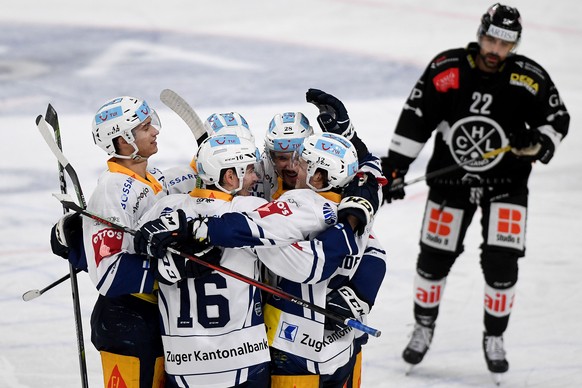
<box><xmin>483</xmin><ymin>333</ymin><xmax>509</xmax><ymax>385</ymax></box>
<box><xmin>403</xmin><ymin>323</ymin><xmax>435</xmax><ymax>374</ymax></box>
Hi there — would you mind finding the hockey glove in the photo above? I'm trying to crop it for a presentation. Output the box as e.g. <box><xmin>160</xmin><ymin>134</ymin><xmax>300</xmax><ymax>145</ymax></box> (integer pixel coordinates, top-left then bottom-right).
<box><xmin>50</xmin><ymin>212</ymin><xmax>82</xmax><ymax>260</ymax></box>
<box><xmin>510</xmin><ymin>128</ymin><xmax>555</xmax><ymax>164</ymax></box>
<box><xmin>338</xmin><ymin>172</ymin><xmax>380</xmax><ymax>235</ymax></box>
<box><xmin>134</xmin><ymin>209</ymin><xmax>192</xmax><ymax>258</ymax></box>
<box><xmin>306</xmin><ymin>88</ymin><xmax>355</xmax><ymax>139</ymax></box>
<box><xmin>155</xmin><ymin>246</ymin><xmax>223</xmax><ymax>285</ymax></box>
<box><xmin>381</xmin><ymin>157</ymin><xmax>408</xmax><ymax>204</ymax></box>
<box><xmin>325</xmin><ymin>286</ymin><xmax>370</xmax><ymax>332</ymax></box>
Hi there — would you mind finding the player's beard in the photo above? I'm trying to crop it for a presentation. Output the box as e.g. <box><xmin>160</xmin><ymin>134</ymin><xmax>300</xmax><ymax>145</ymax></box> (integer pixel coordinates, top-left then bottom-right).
<box><xmin>480</xmin><ymin>52</ymin><xmax>502</xmax><ymax>71</ymax></box>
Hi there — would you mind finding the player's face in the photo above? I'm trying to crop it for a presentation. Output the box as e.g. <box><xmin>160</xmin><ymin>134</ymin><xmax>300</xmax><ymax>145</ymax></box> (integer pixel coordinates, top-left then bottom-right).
<box><xmin>237</xmin><ymin>164</ymin><xmax>260</xmax><ymax>196</ymax></box>
<box><xmin>271</xmin><ymin>151</ymin><xmax>298</xmax><ymax>189</ymax></box>
<box><xmin>132</xmin><ymin>116</ymin><xmax>160</xmax><ymax>158</ymax></box>
<box><xmin>477</xmin><ymin>35</ymin><xmax>515</xmax><ymax>72</ymax></box>
<box><xmin>294</xmin><ymin>157</ymin><xmax>311</xmax><ymax>190</ymax></box>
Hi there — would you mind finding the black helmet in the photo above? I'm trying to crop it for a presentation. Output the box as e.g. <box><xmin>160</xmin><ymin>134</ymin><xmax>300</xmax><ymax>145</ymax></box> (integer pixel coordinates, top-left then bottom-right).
<box><xmin>478</xmin><ymin>3</ymin><xmax>522</xmax><ymax>44</ymax></box>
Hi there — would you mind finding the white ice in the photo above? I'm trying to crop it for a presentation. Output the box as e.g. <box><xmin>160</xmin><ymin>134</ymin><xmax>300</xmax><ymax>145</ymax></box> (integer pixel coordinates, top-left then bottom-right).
<box><xmin>1</xmin><ymin>1</ymin><xmax>581</xmax><ymax>387</ymax></box>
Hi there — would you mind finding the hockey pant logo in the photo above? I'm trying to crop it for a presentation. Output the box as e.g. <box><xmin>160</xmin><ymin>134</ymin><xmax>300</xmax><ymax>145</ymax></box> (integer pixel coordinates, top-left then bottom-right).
<box><xmin>484</xmin><ymin>284</ymin><xmax>515</xmax><ymax>317</ymax></box>
<box><xmin>420</xmin><ymin>200</ymin><xmax>463</xmax><ymax>252</ymax></box>
<box><xmin>487</xmin><ymin>202</ymin><xmax>526</xmax><ymax>251</ymax></box>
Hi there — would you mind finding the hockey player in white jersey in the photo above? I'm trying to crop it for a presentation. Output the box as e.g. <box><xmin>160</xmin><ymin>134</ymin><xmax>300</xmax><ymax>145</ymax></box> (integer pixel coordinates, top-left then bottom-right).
<box><xmin>83</xmin><ymin>96</ymin><xmax>167</xmax><ymax>387</ymax></box>
<box><xmin>137</xmin><ymin>131</ymin><xmax>386</xmax><ymax>388</ymax></box>
<box><xmin>259</xmin><ymin>111</ymin><xmax>314</xmax><ymax>200</ymax></box>
<box><xmin>134</xmin><ymin>131</ymin><xmax>371</xmax><ymax>387</ymax></box>
<box><xmin>162</xmin><ymin>112</ymin><xmax>255</xmax><ymax>194</ymax></box>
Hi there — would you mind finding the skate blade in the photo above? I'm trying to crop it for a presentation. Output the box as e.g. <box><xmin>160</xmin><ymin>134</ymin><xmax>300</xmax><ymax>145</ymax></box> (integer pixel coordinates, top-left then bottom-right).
<box><xmin>405</xmin><ymin>363</ymin><xmax>416</xmax><ymax>376</ymax></box>
<box><xmin>490</xmin><ymin>372</ymin><xmax>503</xmax><ymax>385</ymax></box>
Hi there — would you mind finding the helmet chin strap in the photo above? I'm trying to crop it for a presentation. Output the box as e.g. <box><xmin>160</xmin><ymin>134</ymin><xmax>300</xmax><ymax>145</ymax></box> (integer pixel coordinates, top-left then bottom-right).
<box><xmin>112</xmin><ymin>142</ymin><xmax>147</xmax><ymax>161</ymax></box>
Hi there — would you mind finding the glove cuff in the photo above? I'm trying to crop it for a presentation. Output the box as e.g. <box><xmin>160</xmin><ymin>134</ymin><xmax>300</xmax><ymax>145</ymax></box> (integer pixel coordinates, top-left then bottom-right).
<box><xmin>156</xmin><ymin>253</ymin><xmax>185</xmax><ymax>285</ymax></box>
<box><xmin>338</xmin><ymin>196</ymin><xmax>375</xmax><ymax>235</ymax></box>
<box><xmin>335</xmin><ymin>286</ymin><xmax>370</xmax><ymax>319</ymax></box>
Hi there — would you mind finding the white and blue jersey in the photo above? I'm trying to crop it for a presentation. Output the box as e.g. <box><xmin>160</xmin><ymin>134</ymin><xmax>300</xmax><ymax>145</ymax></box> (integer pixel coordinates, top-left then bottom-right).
<box><xmin>203</xmin><ymin>188</ymin><xmax>387</xmax><ymax>375</ymax></box>
<box><xmin>82</xmin><ymin>160</ymin><xmax>168</xmax><ymax>302</ymax></box>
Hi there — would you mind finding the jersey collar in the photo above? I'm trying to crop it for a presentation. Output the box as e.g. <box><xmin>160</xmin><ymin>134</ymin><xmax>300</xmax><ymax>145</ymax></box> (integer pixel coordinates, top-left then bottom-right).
<box><xmin>189</xmin><ymin>187</ymin><xmax>233</xmax><ymax>202</ymax></box>
<box><xmin>107</xmin><ymin>159</ymin><xmax>163</xmax><ymax>194</ymax></box>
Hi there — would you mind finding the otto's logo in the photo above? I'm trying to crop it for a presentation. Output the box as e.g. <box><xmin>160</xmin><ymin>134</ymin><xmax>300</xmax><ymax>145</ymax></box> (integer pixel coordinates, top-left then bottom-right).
<box><xmin>92</xmin><ymin>228</ymin><xmax>123</xmax><ymax>266</ymax></box>
<box><xmin>448</xmin><ymin>116</ymin><xmax>507</xmax><ymax>172</ymax></box>
<box><xmin>256</xmin><ymin>201</ymin><xmax>292</xmax><ymax>218</ymax></box>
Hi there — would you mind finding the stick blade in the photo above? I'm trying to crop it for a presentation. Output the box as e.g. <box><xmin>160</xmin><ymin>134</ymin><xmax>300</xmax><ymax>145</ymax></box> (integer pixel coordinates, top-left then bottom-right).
<box><xmin>160</xmin><ymin>89</ymin><xmax>208</xmax><ymax>144</ymax></box>
<box><xmin>45</xmin><ymin>103</ymin><xmax>58</xmax><ymax>126</ymax></box>
<box><xmin>22</xmin><ymin>289</ymin><xmax>41</xmax><ymax>301</ymax></box>
<box><xmin>52</xmin><ymin>193</ymin><xmax>81</xmax><ymax>212</ymax></box>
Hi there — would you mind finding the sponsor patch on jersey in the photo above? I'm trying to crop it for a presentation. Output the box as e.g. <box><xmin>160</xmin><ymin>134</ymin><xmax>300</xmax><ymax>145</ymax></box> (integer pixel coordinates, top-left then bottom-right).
<box><xmin>92</xmin><ymin>228</ymin><xmax>124</xmax><ymax>267</ymax></box>
<box><xmin>256</xmin><ymin>201</ymin><xmax>293</xmax><ymax>218</ymax></box>
<box><xmin>487</xmin><ymin>202</ymin><xmax>526</xmax><ymax>251</ymax></box>
<box><xmin>279</xmin><ymin>321</ymin><xmax>298</xmax><ymax>342</ymax></box>
<box><xmin>322</xmin><ymin>202</ymin><xmax>337</xmax><ymax>225</ymax></box>
<box><xmin>433</xmin><ymin>67</ymin><xmax>459</xmax><ymax>92</ymax></box>
<box><xmin>509</xmin><ymin>72</ymin><xmax>539</xmax><ymax>95</ymax></box>
<box><xmin>420</xmin><ymin>200</ymin><xmax>464</xmax><ymax>252</ymax></box>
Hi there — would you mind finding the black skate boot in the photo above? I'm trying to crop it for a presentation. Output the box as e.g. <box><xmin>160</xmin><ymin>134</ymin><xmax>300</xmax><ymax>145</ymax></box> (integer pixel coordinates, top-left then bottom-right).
<box><xmin>483</xmin><ymin>332</ymin><xmax>509</xmax><ymax>385</ymax></box>
<box><xmin>402</xmin><ymin>323</ymin><xmax>435</xmax><ymax>372</ymax></box>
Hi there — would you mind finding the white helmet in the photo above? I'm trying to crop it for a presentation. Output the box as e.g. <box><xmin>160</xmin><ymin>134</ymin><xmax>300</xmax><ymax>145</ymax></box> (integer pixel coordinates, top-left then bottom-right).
<box><xmin>265</xmin><ymin>112</ymin><xmax>313</xmax><ymax>153</ymax></box>
<box><xmin>194</xmin><ymin>134</ymin><xmax>260</xmax><ymax>194</ymax></box>
<box><xmin>296</xmin><ymin>133</ymin><xmax>359</xmax><ymax>192</ymax></box>
<box><xmin>204</xmin><ymin>112</ymin><xmax>255</xmax><ymax>143</ymax></box>
<box><xmin>92</xmin><ymin>96</ymin><xmax>160</xmax><ymax>159</ymax></box>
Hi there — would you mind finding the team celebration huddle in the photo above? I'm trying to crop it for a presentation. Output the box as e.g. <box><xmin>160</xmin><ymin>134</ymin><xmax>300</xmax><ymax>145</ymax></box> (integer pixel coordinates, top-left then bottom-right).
<box><xmin>41</xmin><ymin>3</ymin><xmax>569</xmax><ymax>388</ymax></box>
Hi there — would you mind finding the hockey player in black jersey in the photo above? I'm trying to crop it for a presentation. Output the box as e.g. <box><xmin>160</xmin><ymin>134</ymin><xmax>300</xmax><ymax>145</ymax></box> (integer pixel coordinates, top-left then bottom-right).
<box><xmin>381</xmin><ymin>3</ymin><xmax>570</xmax><ymax>382</ymax></box>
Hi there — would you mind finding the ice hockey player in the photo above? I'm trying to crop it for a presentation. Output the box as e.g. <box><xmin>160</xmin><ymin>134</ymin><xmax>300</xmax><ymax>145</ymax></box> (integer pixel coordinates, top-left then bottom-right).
<box><xmin>133</xmin><ymin>130</ymin><xmax>378</xmax><ymax>387</ymax></box>
<box><xmin>380</xmin><ymin>3</ymin><xmax>569</xmax><ymax>382</ymax></box>
<box><xmin>86</xmin><ymin>96</ymin><xmax>168</xmax><ymax>387</ymax></box>
<box><xmin>137</xmin><ymin>131</ymin><xmax>386</xmax><ymax>388</ymax></box>
<box><xmin>162</xmin><ymin>111</ymin><xmax>255</xmax><ymax>194</ymax></box>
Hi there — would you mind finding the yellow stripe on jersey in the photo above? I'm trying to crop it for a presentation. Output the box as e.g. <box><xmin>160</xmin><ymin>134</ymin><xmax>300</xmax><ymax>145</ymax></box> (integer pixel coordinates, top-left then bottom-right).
<box><xmin>189</xmin><ymin>187</ymin><xmax>234</xmax><ymax>201</ymax></box>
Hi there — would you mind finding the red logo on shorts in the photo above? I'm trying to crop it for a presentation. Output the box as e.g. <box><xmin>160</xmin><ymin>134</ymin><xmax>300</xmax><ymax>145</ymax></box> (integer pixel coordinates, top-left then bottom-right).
<box><xmin>497</xmin><ymin>208</ymin><xmax>522</xmax><ymax>234</ymax></box>
<box><xmin>92</xmin><ymin>228</ymin><xmax>124</xmax><ymax>267</ymax></box>
<box><xmin>107</xmin><ymin>364</ymin><xmax>127</xmax><ymax>388</ymax></box>
<box><xmin>428</xmin><ymin>208</ymin><xmax>454</xmax><ymax>236</ymax></box>
<box><xmin>256</xmin><ymin>201</ymin><xmax>293</xmax><ymax>218</ymax></box>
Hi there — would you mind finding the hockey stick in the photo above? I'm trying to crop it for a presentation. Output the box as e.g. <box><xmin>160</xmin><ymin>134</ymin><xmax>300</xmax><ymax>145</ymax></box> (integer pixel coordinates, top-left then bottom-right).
<box><xmin>392</xmin><ymin>145</ymin><xmax>512</xmax><ymax>191</ymax></box>
<box><xmin>55</xmin><ymin>193</ymin><xmax>382</xmax><ymax>338</ymax></box>
<box><xmin>35</xmin><ymin>115</ymin><xmax>87</xmax><ymax>206</ymax></box>
<box><xmin>22</xmin><ymin>268</ymin><xmax>83</xmax><ymax>301</ymax></box>
<box><xmin>160</xmin><ymin>89</ymin><xmax>208</xmax><ymax>145</ymax></box>
<box><xmin>38</xmin><ymin>106</ymin><xmax>90</xmax><ymax>387</ymax></box>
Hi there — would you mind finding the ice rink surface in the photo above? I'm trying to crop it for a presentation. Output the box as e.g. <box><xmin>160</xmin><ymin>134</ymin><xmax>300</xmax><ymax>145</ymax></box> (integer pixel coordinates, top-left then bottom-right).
<box><xmin>1</xmin><ymin>0</ymin><xmax>581</xmax><ymax>386</ymax></box>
